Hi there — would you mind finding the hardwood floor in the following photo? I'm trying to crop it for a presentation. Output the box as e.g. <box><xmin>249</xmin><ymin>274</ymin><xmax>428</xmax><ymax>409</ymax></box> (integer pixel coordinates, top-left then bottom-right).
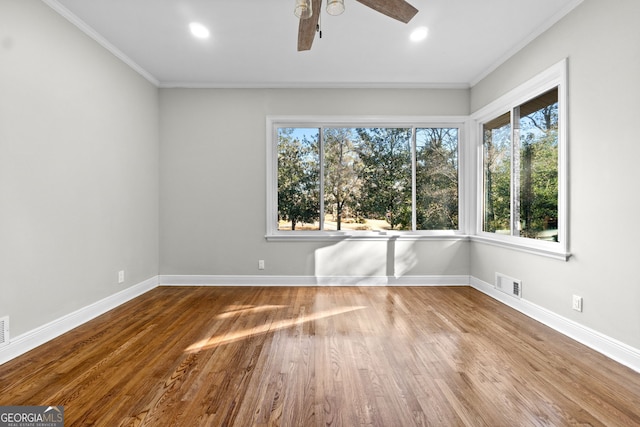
<box><xmin>1</xmin><ymin>286</ymin><xmax>640</xmax><ymax>426</ymax></box>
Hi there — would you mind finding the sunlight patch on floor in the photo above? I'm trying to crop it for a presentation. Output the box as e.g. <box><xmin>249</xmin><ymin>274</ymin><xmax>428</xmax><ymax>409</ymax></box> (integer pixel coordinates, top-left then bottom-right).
<box><xmin>215</xmin><ymin>305</ymin><xmax>287</xmax><ymax>319</ymax></box>
<box><xmin>185</xmin><ymin>305</ymin><xmax>367</xmax><ymax>353</ymax></box>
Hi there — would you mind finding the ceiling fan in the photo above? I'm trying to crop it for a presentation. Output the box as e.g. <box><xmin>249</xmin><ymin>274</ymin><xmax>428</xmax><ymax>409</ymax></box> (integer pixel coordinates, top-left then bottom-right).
<box><xmin>296</xmin><ymin>0</ymin><xmax>419</xmax><ymax>51</ymax></box>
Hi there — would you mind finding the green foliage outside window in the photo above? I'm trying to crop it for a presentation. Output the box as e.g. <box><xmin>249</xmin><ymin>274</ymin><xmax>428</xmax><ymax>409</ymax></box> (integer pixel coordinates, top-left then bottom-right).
<box><xmin>482</xmin><ymin>88</ymin><xmax>559</xmax><ymax>242</ymax></box>
<box><xmin>277</xmin><ymin>126</ymin><xmax>459</xmax><ymax>232</ymax></box>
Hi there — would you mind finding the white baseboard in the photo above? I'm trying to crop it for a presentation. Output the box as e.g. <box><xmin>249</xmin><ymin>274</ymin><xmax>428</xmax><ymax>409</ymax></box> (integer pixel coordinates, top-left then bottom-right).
<box><xmin>470</xmin><ymin>276</ymin><xmax>640</xmax><ymax>374</ymax></box>
<box><xmin>0</xmin><ymin>276</ymin><xmax>159</xmax><ymax>366</ymax></box>
<box><xmin>158</xmin><ymin>274</ymin><xmax>471</xmax><ymax>287</ymax></box>
<box><xmin>3</xmin><ymin>274</ymin><xmax>639</xmax><ymax>375</ymax></box>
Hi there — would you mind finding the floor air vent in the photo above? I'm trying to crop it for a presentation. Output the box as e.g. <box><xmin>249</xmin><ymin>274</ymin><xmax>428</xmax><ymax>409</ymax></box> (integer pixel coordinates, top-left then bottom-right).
<box><xmin>0</xmin><ymin>316</ymin><xmax>8</xmax><ymax>347</ymax></box>
<box><xmin>496</xmin><ymin>273</ymin><xmax>522</xmax><ymax>299</ymax></box>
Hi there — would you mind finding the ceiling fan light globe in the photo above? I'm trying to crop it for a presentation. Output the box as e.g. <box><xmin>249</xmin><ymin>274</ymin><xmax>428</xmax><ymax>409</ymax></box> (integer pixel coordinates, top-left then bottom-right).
<box><xmin>294</xmin><ymin>0</ymin><xmax>313</xmax><ymax>19</ymax></box>
<box><xmin>326</xmin><ymin>0</ymin><xmax>345</xmax><ymax>16</ymax></box>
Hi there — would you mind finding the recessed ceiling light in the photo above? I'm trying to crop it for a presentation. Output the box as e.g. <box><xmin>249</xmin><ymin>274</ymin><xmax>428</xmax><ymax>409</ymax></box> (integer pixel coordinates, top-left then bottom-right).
<box><xmin>410</xmin><ymin>26</ymin><xmax>428</xmax><ymax>42</ymax></box>
<box><xmin>189</xmin><ymin>22</ymin><xmax>210</xmax><ymax>39</ymax></box>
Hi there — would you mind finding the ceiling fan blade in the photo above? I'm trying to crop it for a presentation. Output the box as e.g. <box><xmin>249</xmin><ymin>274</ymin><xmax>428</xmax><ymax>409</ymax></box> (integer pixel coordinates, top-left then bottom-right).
<box><xmin>355</xmin><ymin>0</ymin><xmax>418</xmax><ymax>23</ymax></box>
<box><xmin>298</xmin><ymin>0</ymin><xmax>323</xmax><ymax>51</ymax></box>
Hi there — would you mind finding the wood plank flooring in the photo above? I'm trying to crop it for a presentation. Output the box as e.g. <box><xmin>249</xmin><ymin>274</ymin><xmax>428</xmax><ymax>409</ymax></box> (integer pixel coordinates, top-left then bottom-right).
<box><xmin>1</xmin><ymin>286</ymin><xmax>640</xmax><ymax>426</ymax></box>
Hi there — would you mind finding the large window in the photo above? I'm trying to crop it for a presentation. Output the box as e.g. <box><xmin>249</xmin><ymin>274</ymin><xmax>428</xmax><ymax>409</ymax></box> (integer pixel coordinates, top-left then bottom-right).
<box><xmin>268</xmin><ymin>119</ymin><xmax>464</xmax><ymax>238</ymax></box>
<box><xmin>474</xmin><ymin>60</ymin><xmax>568</xmax><ymax>259</ymax></box>
<box><xmin>267</xmin><ymin>62</ymin><xmax>567</xmax><ymax>258</ymax></box>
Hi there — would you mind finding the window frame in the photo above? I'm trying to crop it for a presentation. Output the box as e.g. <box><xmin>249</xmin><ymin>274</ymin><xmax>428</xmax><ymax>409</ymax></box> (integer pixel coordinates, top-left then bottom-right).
<box><xmin>470</xmin><ymin>59</ymin><xmax>569</xmax><ymax>260</ymax></box>
<box><xmin>266</xmin><ymin>116</ymin><xmax>468</xmax><ymax>241</ymax></box>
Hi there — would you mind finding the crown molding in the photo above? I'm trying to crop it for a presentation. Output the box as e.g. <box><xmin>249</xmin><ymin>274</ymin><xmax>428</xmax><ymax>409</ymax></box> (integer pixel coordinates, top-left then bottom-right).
<box><xmin>42</xmin><ymin>0</ymin><xmax>160</xmax><ymax>87</ymax></box>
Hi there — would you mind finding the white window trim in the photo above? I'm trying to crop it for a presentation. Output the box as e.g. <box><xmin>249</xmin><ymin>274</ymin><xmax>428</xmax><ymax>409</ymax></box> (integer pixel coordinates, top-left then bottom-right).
<box><xmin>265</xmin><ymin>60</ymin><xmax>569</xmax><ymax>261</ymax></box>
<box><xmin>266</xmin><ymin>116</ymin><xmax>469</xmax><ymax>241</ymax></box>
<box><xmin>469</xmin><ymin>59</ymin><xmax>569</xmax><ymax>261</ymax></box>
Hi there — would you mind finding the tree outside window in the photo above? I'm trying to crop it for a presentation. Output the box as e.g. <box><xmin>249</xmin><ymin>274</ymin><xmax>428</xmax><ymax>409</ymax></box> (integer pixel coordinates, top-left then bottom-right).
<box><xmin>482</xmin><ymin>88</ymin><xmax>559</xmax><ymax>242</ymax></box>
<box><xmin>277</xmin><ymin>125</ymin><xmax>460</xmax><ymax>232</ymax></box>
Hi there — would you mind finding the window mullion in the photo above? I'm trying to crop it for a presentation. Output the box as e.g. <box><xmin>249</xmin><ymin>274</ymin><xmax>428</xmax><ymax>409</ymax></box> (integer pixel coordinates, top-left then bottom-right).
<box><xmin>319</xmin><ymin>127</ymin><xmax>325</xmax><ymax>230</ymax></box>
<box><xmin>411</xmin><ymin>127</ymin><xmax>417</xmax><ymax>231</ymax></box>
<box><xmin>511</xmin><ymin>107</ymin><xmax>521</xmax><ymax>237</ymax></box>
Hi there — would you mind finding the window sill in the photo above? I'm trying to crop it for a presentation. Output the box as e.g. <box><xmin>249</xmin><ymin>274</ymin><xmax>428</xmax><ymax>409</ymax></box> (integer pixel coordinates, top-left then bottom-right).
<box><xmin>266</xmin><ymin>231</ymin><xmax>571</xmax><ymax>261</ymax></box>
<box><xmin>470</xmin><ymin>234</ymin><xmax>571</xmax><ymax>261</ymax></box>
<box><xmin>265</xmin><ymin>231</ymin><xmax>468</xmax><ymax>242</ymax></box>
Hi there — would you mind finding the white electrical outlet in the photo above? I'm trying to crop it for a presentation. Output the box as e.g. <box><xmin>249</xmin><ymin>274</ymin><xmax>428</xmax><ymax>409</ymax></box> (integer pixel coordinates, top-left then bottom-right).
<box><xmin>118</xmin><ymin>270</ymin><xmax>125</xmax><ymax>284</ymax></box>
<box><xmin>258</xmin><ymin>260</ymin><xmax>265</xmax><ymax>270</ymax></box>
<box><xmin>572</xmin><ymin>295</ymin><xmax>583</xmax><ymax>312</ymax></box>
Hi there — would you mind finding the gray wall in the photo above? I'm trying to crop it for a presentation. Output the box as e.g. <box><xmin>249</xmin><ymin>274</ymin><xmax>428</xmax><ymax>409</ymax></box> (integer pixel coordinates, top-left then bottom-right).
<box><xmin>0</xmin><ymin>0</ymin><xmax>159</xmax><ymax>337</ymax></box>
<box><xmin>470</xmin><ymin>0</ymin><xmax>640</xmax><ymax>348</ymax></box>
<box><xmin>159</xmin><ymin>88</ymin><xmax>470</xmax><ymax>277</ymax></box>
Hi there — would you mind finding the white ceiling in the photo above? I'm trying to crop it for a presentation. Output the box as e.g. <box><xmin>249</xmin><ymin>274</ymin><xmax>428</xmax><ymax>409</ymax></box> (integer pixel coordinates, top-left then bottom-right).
<box><xmin>46</xmin><ymin>0</ymin><xmax>583</xmax><ymax>88</ymax></box>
